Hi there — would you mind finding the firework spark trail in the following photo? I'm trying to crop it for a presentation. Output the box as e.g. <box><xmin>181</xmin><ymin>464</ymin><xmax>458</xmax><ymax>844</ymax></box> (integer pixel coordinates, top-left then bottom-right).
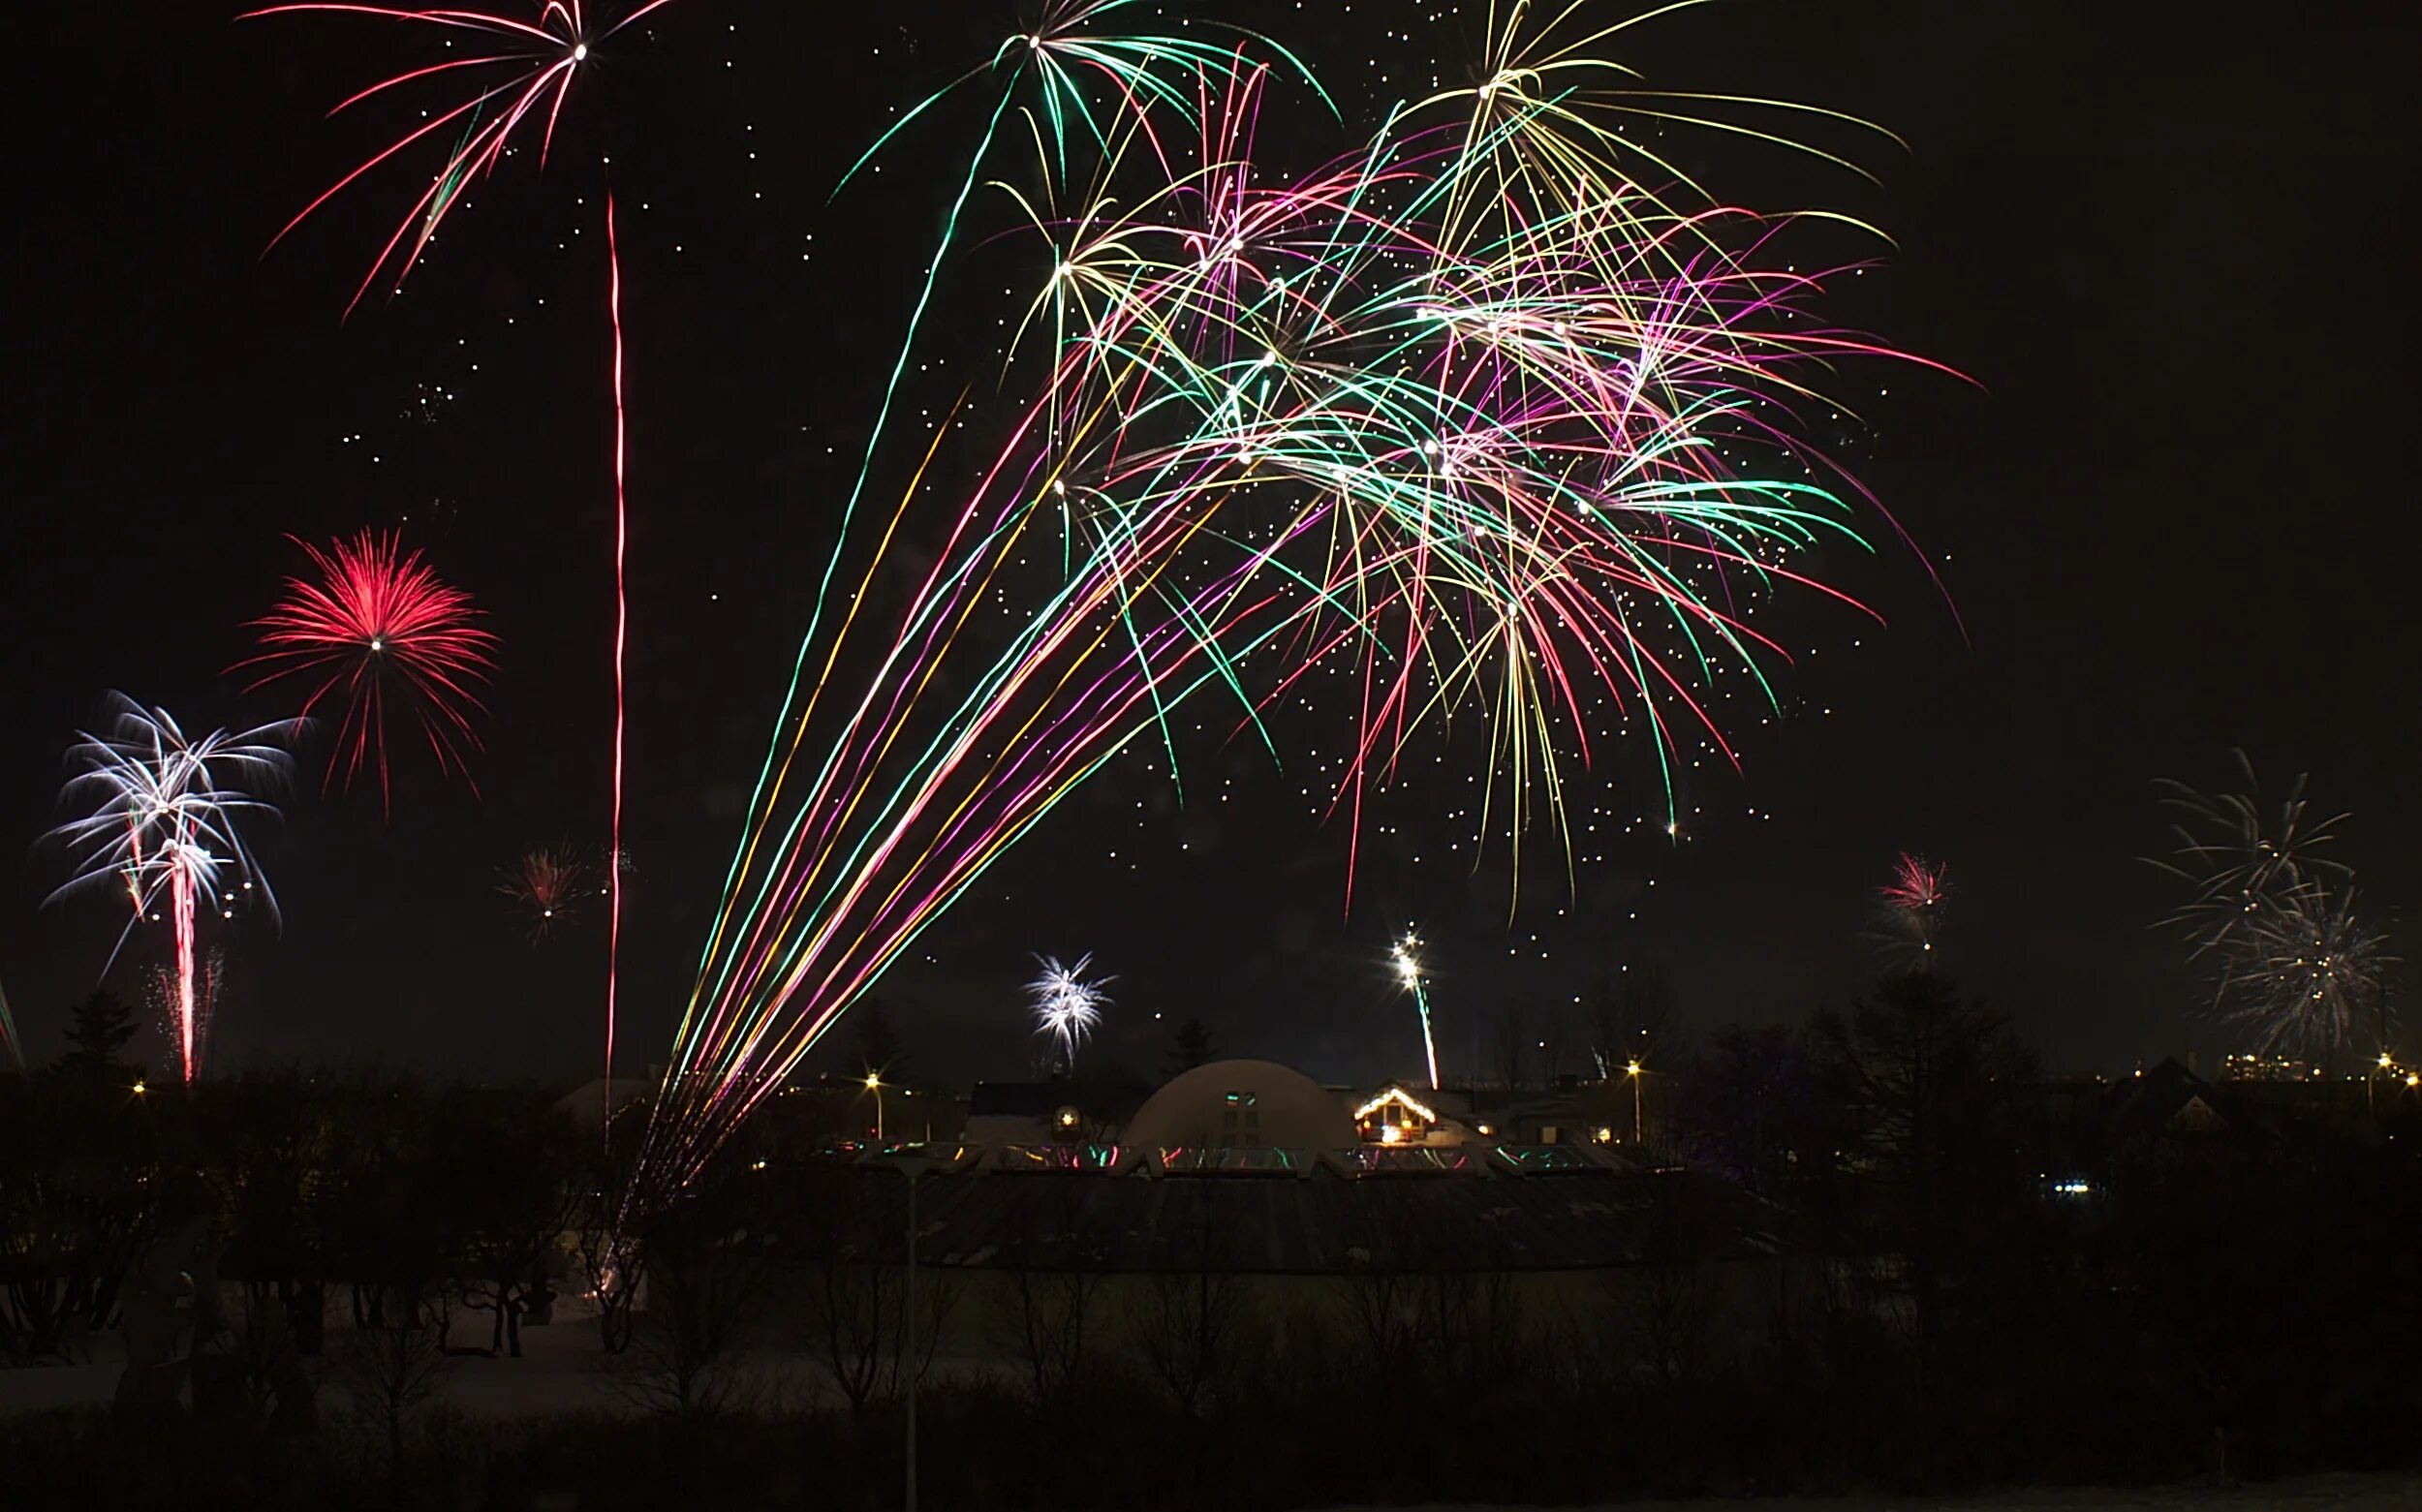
<box><xmin>236</xmin><ymin>530</ymin><xmax>495</xmax><ymax>816</ymax></box>
<box><xmin>606</xmin><ymin>191</ymin><xmax>630</xmax><ymax>1141</ymax></box>
<box><xmin>631</xmin><ymin>4</ymin><xmax>1945</xmax><ymax>1201</ymax></box>
<box><xmin>47</xmin><ymin>696</ymin><xmax>291</xmax><ymax>1084</ymax></box>
<box><xmin>711</xmin><ymin>5</ymin><xmax>1329</xmax><ymax>1019</ymax></box>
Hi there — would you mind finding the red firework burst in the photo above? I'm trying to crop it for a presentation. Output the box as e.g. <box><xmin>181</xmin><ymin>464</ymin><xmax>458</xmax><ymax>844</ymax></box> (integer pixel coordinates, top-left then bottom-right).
<box><xmin>498</xmin><ymin>846</ymin><xmax>593</xmax><ymax>939</ymax></box>
<box><xmin>1880</xmin><ymin>852</ymin><xmax>1948</xmax><ymax>914</ymax></box>
<box><xmin>237</xmin><ymin>531</ymin><xmax>497</xmax><ymax>814</ymax></box>
<box><xmin>243</xmin><ymin>1</ymin><xmax>683</xmax><ymax>313</ymax></box>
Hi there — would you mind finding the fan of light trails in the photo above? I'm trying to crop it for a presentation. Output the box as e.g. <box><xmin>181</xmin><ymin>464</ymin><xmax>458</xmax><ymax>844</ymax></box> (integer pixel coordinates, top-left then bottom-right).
<box><xmin>236</xmin><ymin>530</ymin><xmax>496</xmax><ymax>817</ymax></box>
<box><xmin>47</xmin><ymin>695</ymin><xmax>291</xmax><ymax>1084</ymax></box>
<box><xmin>634</xmin><ymin>5</ymin><xmax>1943</xmax><ymax>1202</ymax></box>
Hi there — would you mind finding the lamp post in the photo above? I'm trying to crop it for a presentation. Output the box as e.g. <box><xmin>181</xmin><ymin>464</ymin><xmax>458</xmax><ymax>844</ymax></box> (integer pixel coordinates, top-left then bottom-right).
<box><xmin>1626</xmin><ymin>1059</ymin><xmax>1643</xmax><ymax>1146</ymax></box>
<box><xmin>865</xmin><ymin>1071</ymin><xmax>885</xmax><ymax>1141</ymax></box>
<box><xmin>874</xmin><ymin>1145</ymin><xmax>944</xmax><ymax>1512</ymax></box>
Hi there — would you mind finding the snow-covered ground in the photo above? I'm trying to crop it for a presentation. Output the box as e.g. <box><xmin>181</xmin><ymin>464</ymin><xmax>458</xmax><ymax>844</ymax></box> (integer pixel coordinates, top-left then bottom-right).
<box><xmin>1300</xmin><ymin>1479</ymin><xmax>2422</xmax><ymax>1512</ymax></box>
<box><xmin>0</xmin><ymin>1294</ymin><xmax>849</xmax><ymax>1420</ymax></box>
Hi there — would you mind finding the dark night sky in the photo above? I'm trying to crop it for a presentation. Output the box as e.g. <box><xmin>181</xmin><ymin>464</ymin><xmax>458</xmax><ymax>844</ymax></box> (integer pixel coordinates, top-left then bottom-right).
<box><xmin>4</xmin><ymin>2</ymin><xmax>2413</xmax><ymax>1089</ymax></box>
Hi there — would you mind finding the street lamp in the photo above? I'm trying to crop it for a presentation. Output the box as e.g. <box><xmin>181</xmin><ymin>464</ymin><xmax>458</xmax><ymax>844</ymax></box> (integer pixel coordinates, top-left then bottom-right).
<box><xmin>873</xmin><ymin>1145</ymin><xmax>946</xmax><ymax>1512</ymax></box>
<box><xmin>1625</xmin><ymin>1059</ymin><xmax>1643</xmax><ymax>1146</ymax></box>
<box><xmin>865</xmin><ymin>1071</ymin><xmax>885</xmax><ymax>1141</ymax></box>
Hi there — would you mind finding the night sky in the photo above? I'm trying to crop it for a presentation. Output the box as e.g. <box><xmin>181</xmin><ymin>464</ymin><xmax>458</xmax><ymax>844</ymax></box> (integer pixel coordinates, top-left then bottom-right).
<box><xmin>5</xmin><ymin>2</ymin><xmax>2413</xmax><ymax>1089</ymax></box>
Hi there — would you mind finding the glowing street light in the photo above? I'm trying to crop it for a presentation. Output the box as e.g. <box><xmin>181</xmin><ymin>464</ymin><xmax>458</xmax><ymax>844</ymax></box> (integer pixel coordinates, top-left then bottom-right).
<box><xmin>864</xmin><ymin>1071</ymin><xmax>885</xmax><ymax>1141</ymax></box>
<box><xmin>1625</xmin><ymin>1059</ymin><xmax>1643</xmax><ymax>1145</ymax></box>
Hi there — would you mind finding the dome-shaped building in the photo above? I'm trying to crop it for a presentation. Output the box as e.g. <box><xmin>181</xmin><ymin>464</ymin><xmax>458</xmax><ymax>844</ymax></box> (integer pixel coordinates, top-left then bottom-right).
<box><xmin>1123</xmin><ymin>1059</ymin><xmax>1356</xmax><ymax>1151</ymax></box>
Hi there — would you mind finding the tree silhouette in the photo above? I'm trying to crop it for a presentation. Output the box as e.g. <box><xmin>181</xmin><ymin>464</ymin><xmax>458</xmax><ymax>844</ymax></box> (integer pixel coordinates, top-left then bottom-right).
<box><xmin>59</xmin><ymin>990</ymin><xmax>140</xmax><ymax>1082</ymax></box>
<box><xmin>1162</xmin><ymin>1017</ymin><xmax>1216</xmax><ymax>1078</ymax></box>
<box><xmin>849</xmin><ymin>997</ymin><xmax>907</xmax><ymax>1083</ymax></box>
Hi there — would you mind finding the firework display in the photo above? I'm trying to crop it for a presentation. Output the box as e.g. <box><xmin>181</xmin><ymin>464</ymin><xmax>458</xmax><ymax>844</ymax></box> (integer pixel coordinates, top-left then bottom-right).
<box><xmin>1872</xmin><ymin>851</ymin><xmax>1948</xmax><ymax>972</ymax></box>
<box><xmin>2158</xmin><ymin>756</ymin><xmax>2393</xmax><ymax>1060</ymax></box>
<box><xmin>237</xmin><ymin>530</ymin><xmax>496</xmax><ymax>815</ymax></box>
<box><xmin>1027</xmin><ymin>953</ymin><xmax>1113</xmax><ymax>1074</ymax></box>
<box><xmin>247</xmin><ymin>2</ymin><xmax>684</xmax><ymax>1114</ymax></box>
<box><xmin>498</xmin><ymin>847</ymin><xmax>598</xmax><ymax>940</ymax></box>
<box><xmin>47</xmin><ymin>695</ymin><xmax>291</xmax><ymax>1084</ymax></box>
<box><xmin>239</xmin><ymin>1</ymin><xmax>681</xmax><ymax>313</ymax></box>
<box><xmin>629</xmin><ymin>0</ymin><xmax>1943</xmax><ymax>1201</ymax></box>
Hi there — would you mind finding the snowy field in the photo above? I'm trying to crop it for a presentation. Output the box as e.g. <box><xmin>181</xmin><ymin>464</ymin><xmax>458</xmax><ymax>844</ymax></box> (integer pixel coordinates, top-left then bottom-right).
<box><xmin>5</xmin><ymin>1306</ymin><xmax>2416</xmax><ymax>1512</ymax></box>
<box><xmin>1297</xmin><ymin>1480</ymin><xmax>2422</xmax><ymax>1512</ymax></box>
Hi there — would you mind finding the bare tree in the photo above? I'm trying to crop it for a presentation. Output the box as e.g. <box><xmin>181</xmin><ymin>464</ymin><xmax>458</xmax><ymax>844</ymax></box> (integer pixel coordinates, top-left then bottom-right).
<box><xmin>1337</xmin><ymin>1194</ymin><xmax>1527</xmax><ymax>1395</ymax></box>
<box><xmin>1493</xmin><ymin>1003</ymin><xmax>1529</xmax><ymax>1090</ymax></box>
<box><xmin>991</xmin><ymin>1184</ymin><xmax>1106</xmax><ymax>1411</ymax></box>
<box><xmin>612</xmin><ymin>1205</ymin><xmax>775</xmax><ymax>1419</ymax></box>
<box><xmin>1589</xmin><ymin>962</ymin><xmax>1678</xmax><ymax>1079</ymax></box>
<box><xmin>794</xmin><ymin>1170</ymin><xmax>960</xmax><ymax>1420</ymax></box>
<box><xmin>1129</xmin><ymin>1201</ymin><xmax>1250</xmax><ymax>1417</ymax></box>
<box><xmin>334</xmin><ymin>1282</ymin><xmax>450</xmax><ymax>1477</ymax></box>
<box><xmin>1611</xmin><ymin>1176</ymin><xmax>1723</xmax><ymax>1386</ymax></box>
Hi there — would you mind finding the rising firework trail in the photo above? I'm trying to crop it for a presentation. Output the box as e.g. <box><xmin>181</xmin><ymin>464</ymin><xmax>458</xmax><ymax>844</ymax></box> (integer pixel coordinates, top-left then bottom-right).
<box><xmin>248</xmin><ymin>1</ymin><xmax>684</xmax><ymax>1119</ymax></box>
<box><xmin>47</xmin><ymin>695</ymin><xmax>291</xmax><ymax>1084</ymax></box>
<box><xmin>1392</xmin><ymin>934</ymin><xmax>1441</xmax><ymax>1091</ymax></box>
<box><xmin>236</xmin><ymin>530</ymin><xmax>495</xmax><ymax>817</ymax></box>
<box><xmin>1028</xmin><ymin>953</ymin><xmax>1112</xmax><ymax>1074</ymax></box>
<box><xmin>632</xmin><ymin>2</ymin><xmax>1950</xmax><ymax>1212</ymax></box>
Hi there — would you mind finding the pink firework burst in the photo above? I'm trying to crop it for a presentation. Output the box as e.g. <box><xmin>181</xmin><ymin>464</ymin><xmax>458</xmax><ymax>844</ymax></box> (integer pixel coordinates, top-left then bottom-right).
<box><xmin>243</xmin><ymin>0</ymin><xmax>683</xmax><ymax>313</ymax></box>
<box><xmin>1881</xmin><ymin>852</ymin><xmax>1948</xmax><ymax>914</ymax></box>
<box><xmin>236</xmin><ymin>531</ymin><xmax>497</xmax><ymax>815</ymax></box>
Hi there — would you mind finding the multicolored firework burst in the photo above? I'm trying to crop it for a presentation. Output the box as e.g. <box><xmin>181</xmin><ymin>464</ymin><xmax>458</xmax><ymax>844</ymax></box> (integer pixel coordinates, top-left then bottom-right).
<box><xmin>236</xmin><ymin>530</ymin><xmax>496</xmax><ymax>817</ymax></box>
<box><xmin>2157</xmin><ymin>756</ymin><xmax>2391</xmax><ymax>1059</ymax></box>
<box><xmin>1028</xmin><ymin>953</ymin><xmax>1111</xmax><ymax>1074</ymax></box>
<box><xmin>47</xmin><ymin>695</ymin><xmax>290</xmax><ymax>1085</ymax></box>
<box><xmin>628</xmin><ymin>1</ymin><xmax>1947</xmax><ymax>1208</ymax></box>
<box><xmin>497</xmin><ymin>847</ymin><xmax>595</xmax><ymax>940</ymax></box>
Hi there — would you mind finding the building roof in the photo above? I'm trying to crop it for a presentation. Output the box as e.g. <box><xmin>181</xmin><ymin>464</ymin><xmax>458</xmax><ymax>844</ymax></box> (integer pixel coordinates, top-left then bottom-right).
<box><xmin>794</xmin><ymin>1151</ymin><xmax>1787</xmax><ymax>1274</ymax></box>
<box><xmin>1125</xmin><ymin>1059</ymin><xmax>1357</xmax><ymax>1151</ymax></box>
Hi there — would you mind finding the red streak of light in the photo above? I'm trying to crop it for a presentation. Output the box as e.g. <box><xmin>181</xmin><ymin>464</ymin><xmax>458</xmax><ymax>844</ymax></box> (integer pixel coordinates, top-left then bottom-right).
<box><xmin>605</xmin><ymin>194</ymin><xmax>628</xmax><ymax>1147</ymax></box>
<box><xmin>171</xmin><ymin>861</ymin><xmax>198</xmax><ymax>1084</ymax></box>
